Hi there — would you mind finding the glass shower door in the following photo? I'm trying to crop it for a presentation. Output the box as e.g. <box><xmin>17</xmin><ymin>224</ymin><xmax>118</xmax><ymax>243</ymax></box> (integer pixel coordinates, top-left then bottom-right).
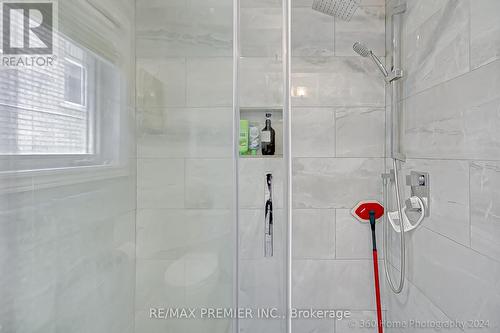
<box><xmin>135</xmin><ymin>0</ymin><xmax>236</xmax><ymax>332</ymax></box>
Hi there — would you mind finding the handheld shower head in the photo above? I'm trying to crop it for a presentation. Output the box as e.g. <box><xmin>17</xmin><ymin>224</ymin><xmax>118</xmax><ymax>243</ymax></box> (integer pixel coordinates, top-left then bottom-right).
<box><xmin>312</xmin><ymin>0</ymin><xmax>360</xmax><ymax>21</ymax></box>
<box><xmin>353</xmin><ymin>41</ymin><xmax>390</xmax><ymax>81</ymax></box>
<box><xmin>353</xmin><ymin>42</ymin><xmax>371</xmax><ymax>58</ymax></box>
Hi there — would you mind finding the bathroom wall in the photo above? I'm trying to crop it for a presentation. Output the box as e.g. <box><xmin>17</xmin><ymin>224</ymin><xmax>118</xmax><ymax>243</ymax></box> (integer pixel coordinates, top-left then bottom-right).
<box><xmin>290</xmin><ymin>0</ymin><xmax>387</xmax><ymax>332</ymax></box>
<box><xmin>0</xmin><ymin>1</ymin><xmax>136</xmax><ymax>332</ymax></box>
<box><xmin>386</xmin><ymin>1</ymin><xmax>500</xmax><ymax>332</ymax></box>
<box><xmin>135</xmin><ymin>0</ymin><xmax>235</xmax><ymax>332</ymax></box>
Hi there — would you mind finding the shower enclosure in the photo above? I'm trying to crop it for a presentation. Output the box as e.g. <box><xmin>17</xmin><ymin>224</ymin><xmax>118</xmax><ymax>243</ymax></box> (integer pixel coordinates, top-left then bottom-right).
<box><xmin>1</xmin><ymin>0</ymin><xmax>499</xmax><ymax>332</ymax></box>
<box><xmin>136</xmin><ymin>0</ymin><xmax>389</xmax><ymax>331</ymax></box>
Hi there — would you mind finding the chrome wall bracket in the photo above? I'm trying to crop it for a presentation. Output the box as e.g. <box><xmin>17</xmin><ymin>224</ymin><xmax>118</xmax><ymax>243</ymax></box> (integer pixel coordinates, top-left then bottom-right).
<box><xmin>387</xmin><ymin>68</ymin><xmax>404</xmax><ymax>82</ymax></box>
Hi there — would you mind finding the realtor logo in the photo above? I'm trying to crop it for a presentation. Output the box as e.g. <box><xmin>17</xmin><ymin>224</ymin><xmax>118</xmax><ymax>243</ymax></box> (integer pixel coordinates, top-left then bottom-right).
<box><xmin>0</xmin><ymin>0</ymin><xmax>57</xmax><ymax>67</ymax></box>
<box><xmin>2</xmin><ymin>2</ymin><xmax>53</xmax><ymax>54</ymax></box>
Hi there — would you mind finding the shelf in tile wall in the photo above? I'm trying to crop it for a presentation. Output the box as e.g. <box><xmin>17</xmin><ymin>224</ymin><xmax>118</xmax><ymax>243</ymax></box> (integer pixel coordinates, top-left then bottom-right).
<box><xmin>240</xmin><ymin>107</ymin><xmax>282</xmax><ymax>112</ymax></box>
<box><xmin>239</xmin><ymin>154</ymin><xmax>283</xmax><ymax>159</ymax></box>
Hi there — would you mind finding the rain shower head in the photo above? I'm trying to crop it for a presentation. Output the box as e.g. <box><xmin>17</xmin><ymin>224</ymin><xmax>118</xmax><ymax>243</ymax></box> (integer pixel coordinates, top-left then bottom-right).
<box><xmin>312</xmin><ymin>0</ymin><xmax>361</xmax><ymax>21</ymax></box>
<box><xmin>353</xmin><ymin>41</ymin><xmax>390</xmax><ymax>81</ymax></box>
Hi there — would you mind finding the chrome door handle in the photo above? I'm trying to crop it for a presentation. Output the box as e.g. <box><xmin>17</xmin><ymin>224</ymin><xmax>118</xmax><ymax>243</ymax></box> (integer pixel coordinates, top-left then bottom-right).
<box><xmin>264</xmin><ymin>173</ymin><xmax>273</xmax><ymax>257</ymax></box>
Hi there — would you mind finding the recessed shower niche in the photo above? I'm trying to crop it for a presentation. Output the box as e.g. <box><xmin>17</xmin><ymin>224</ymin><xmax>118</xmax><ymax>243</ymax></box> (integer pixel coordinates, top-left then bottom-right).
<box><xmin>239</xmin><ymin>108</ymin><xmax>283</xmax><ymax>158</ymax></box>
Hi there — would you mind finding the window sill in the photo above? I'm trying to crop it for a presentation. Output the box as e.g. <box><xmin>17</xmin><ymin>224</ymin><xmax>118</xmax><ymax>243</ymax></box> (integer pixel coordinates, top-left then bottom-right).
<box><xmin>0</xmin><ymin>163</ymin><xmax>133</xmax><ymax>195</ymax></box>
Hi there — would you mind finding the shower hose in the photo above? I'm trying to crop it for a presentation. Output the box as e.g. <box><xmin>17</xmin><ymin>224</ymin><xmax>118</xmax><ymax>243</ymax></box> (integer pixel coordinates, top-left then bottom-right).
<box><xmin>383</xmin><ymin>158</ymin><xmax>406</xmax><ymax>294</ymax></box>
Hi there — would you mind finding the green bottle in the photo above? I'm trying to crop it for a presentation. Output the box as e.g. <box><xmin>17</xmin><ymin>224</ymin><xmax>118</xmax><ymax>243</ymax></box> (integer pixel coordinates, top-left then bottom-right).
<box><xmin>239</xmin><ymin>120</ymin><xmax>249</xmax><ymax>155</ymax></box>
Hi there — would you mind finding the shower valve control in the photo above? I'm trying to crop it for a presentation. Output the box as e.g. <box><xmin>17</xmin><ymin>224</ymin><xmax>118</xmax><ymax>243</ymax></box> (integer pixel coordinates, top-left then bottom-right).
<box><xmin>406</xmin><ymin>171</ymin><xmax>430</xmax><ymax>217</ymax></box>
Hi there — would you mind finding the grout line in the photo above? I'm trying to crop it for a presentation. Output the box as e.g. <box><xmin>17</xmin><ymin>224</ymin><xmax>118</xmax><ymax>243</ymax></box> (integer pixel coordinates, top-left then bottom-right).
<box><xmin>467</xmin><ymin>0</ymin><xmax>472</xmax><ymax>74</ymax></box>
<box><xmin>183</xmin><ymin>158</ymin><xmax>187</xmax><ymax>209</ymax></box>
<box><xmin>333</xmin><ymin>109</ymin><xmax>337</xmax><ymax>158</ymax></box>
<box><xmin>136</xmin><ymin>156</ymin><xmax>388</xmax><ymax>160</ymax></box>
<box><xmin>292</xmin><ymin>258</ymin><xmax>381</xmax><ymax>262</ymax></box>
<box><xmin>184</xmin><ymin>57</ymin><xmax>188</xmax><ymax>106</ymax></box>
<box><xmin>393</xmin><ymin>156</ymin><xmax>500</xmax><ymax>163</ymax></box>
<box><xmin>333</xmin><ymin>16</ymin><xmax>336</xmax><ymax>57</ymax></box>
<box><xmin>333</xmin><ymin>208</ymin><xmax>337</xmax><ymax>259</ymax></box>
<box><xmin>386</xmin><ymin>261</ymin><xmax>462</xmax><ymax>330</ymax></box>
<box><xmin>292</xmin><ymin>156</ymin><xmax>385</xmax><ymax>159</ymax></box>
<box><xmin>133</xmin><ymin>1</ymin><xmax>139</xmax><ymax>325</ymax></box>
<box><xmin>137</xmin><ymin>105</ymin><xmax>387</xmax><ymax>110</ymax></box>
<box><xmin>422</xmin><ymin>225</ymin><xmax>500</xmax><ymax>265</ymax></box>
<box><xmin>468</xmin><ymin>161</ymin><xmax>472</xmax><ymax>248</ymax></box>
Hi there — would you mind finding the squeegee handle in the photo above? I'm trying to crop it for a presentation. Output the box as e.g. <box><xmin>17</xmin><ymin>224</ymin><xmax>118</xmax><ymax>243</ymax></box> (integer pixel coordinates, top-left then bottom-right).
<box><xmin>369</xmin><ymin>210</ymin><xmax>377</xmax><ymax>250</ymax></box>
<box><xmin>369</xmin><ymin>210</ymin><xmax>383</xmax><ymax>333</ymax></box>
<box><xmin>373</xmin><ymin>250</ymin><xmax>384</xmax><ymax>333</ymax></box>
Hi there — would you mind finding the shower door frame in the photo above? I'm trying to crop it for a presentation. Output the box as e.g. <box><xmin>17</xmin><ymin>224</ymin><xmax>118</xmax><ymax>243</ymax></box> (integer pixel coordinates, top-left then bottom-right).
<box><xmin>232</xmin><ymin>0</ymin><xmax>293</xmax><ymax>331</ymax></box>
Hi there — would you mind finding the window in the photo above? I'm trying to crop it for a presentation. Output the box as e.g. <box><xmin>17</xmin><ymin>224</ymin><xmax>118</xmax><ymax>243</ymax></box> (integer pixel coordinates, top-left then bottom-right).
<box><xmin>0</xmin><ymin>34</ymin><xmax>124</xmax><ymax>173</ymax></box>
<box><xmin>64</xmin><ymin>58</ymin><xmax>87</xmax><ymax>108</ymax></box>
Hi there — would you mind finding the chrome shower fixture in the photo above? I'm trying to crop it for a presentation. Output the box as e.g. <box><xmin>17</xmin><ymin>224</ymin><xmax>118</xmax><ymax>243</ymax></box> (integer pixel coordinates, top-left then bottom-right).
<box><xmin>312</xmin><ymin>0</ymin><xmax>360</xmax><ymax>21</ymax></box>
<box><xmin>352</xmin><ymin>41</ymin><xmax>371</xmax><ymax>57</ymax></box>
<box><xmin>353</xmin><ymin>42</ymin><xmax>403</xmax><ymax>83</ymax></box>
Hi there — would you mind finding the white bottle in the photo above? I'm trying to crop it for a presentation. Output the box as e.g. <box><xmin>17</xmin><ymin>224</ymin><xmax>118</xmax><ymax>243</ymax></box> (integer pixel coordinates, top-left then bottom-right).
<box><xmin>249</xmin><ymin>124</ymin><xmax>260</xmax><ymax>155</ymax></box>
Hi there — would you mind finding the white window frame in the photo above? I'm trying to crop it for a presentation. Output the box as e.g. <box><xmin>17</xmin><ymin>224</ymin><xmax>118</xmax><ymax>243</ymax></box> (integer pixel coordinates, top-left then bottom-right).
<box><xmin>62</xmin><ymin>56</ymin><xmax>88</xmax><ymax>110</ymax></box>
<box><xmin>0</xmin><ymin>36</ymin><xmax>126</xmax><ymax>177</ymax></box>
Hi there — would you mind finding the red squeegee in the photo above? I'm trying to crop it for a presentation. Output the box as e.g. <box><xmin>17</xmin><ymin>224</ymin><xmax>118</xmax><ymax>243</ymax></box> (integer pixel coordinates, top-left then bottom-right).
<box><xmin>352</xmin><ymin>201</ymin><xmax>385</xmax><ymax>333</ymax></box>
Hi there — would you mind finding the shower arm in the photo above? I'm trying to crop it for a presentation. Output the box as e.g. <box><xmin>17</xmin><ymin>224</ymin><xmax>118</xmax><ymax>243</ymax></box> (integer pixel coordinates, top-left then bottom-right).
<box><xmin>369</xmin><ymin>53</ymin><xmax>389</xmax><ymax>79</ymax></box>
<box><xmin>368</xmin><ymin>52</ymin><xmax>403</xmax><ymax>84</ymax></box>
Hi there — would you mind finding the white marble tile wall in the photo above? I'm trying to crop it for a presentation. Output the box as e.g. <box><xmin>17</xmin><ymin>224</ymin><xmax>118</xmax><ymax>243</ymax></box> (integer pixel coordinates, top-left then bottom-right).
<box><xmin>335</xmin><ymin>6</ymin><xmax>385</xmax><ymax>56</ymax></box>
<box><xmin>241</xmin><ymin>7</ymin><xmax>283</xmax><ymax>57</ymax></box>
<box><xmin>403</xmin><ymin>0</ymin><xmax>470</xmax><ymax>97</ymax></box>
<box><xmin>470</xmin><ymin>0</ymin><xmax>500</xmax><ymax>70</ymax></box>
<box><xmin>293</xmin><ymin>158</ymin><xmax>384</xmax><ymax>209</ymax></box>
<box><xmin>470</xmin><ymin>162</ymin><xmax>500</xmax><ymax>262</ymax></box>
<box><xmin>138</xmin><ymin>107</ymin><xmax>233</xmax><ymax>159</ymax></box>
<box><xmin>135</xmin><ymin>0</ymin><xmax>233</xmax><ymax>58</ymax></box>
<box><xmin>136</xmin><ymin>58</ymin><xmax>187</xmax><ymax>108</ymax></box>
<box><xmin>291</xmin><ymin>56</ymin><xmax>386</xmax><ymax>107</ymax></box>
<box><xmin>293</xmin><ymin>259</ymin><xmax>386</xmax><ymax>310</ymax></box>
<box><xmin>187</xmin><ymin>58</ymin><xmax>234</xmax><ymax>107</ymax></box>
<box><xmin>240</xmin><ymin>57</ymin><xmax>284</xmax><ymax>108</ymax></box>
<box><xmin>291</xmin><ymin>107</ymin><xmax>385</xmax><ymax>158</ymax></box>
<box><xmin>386</xmin><ymin>1</ymin><xmax>500</xmax><ymax>332</ymax></box>
<box><xmin>292</xmin><ymin>107</ymin><xmax>336</xmax><ymax>157</ymax></box>
<box><xmin>292</xmin><ymin>7</ymin><xmax>335</xmax><ymax>57</ymax></box>
<box><xmin>384</xmin><ymin>268</ymin><xmax>453</xmax><ymax>333</ymax></box>
<box><xmin>293</xmin><ymin>209</ymin><xmax>335</xmax><ymax>259</ymax></box>
<box><xmin>336</xmin><ymin>107</ymin><xmax>385</xmax><ymax>158</ymax></box>
<box><xmin>402</xmin><ymin>59</ymin><xmax>500</xmax><ymax>160</ymax></box>
<box><xmin>290</xmin><ymin>2</ymin><xmax>387</xmax><ymax>331</ymax></box>
<box><xmin>407</xmin><ymin>228</ymin><xmax>500</xmax><ymax>332</ymax></box>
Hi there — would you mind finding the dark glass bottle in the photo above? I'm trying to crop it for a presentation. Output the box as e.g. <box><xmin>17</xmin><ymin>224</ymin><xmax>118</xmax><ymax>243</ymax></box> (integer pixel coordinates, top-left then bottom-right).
<box><xmin>261</xmin><ymin>113</ymin><xmax>275</xmax><ymax>156</ymax></box>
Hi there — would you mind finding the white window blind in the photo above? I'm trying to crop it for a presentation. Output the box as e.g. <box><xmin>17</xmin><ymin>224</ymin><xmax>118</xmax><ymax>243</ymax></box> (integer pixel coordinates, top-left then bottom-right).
<box><xmin>0</xmin><ymin>35</ymin><xmax>97</xmax><ymax>155</ymax></box>
<box><xmin>0</xmin><ymin>0</ymin><xmax>130</xmax><ymax>173</ymax></box>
